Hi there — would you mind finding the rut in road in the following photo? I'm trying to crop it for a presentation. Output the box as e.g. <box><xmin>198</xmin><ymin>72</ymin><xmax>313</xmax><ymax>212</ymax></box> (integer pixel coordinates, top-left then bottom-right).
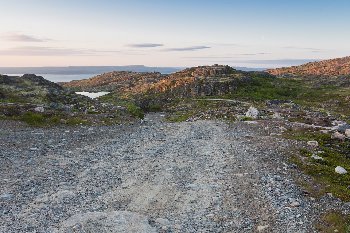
<box><xmin>1</xmin><ymin>114</ymin><xmax>315</xmax><ymax>232</ymax></box>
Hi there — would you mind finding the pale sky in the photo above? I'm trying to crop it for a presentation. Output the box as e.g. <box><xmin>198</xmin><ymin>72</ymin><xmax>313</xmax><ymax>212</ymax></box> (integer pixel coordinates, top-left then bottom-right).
<box><xmin>1</xmin><ymin>0</ymin><xmax>350</xmax><ymax>68</ymax></box>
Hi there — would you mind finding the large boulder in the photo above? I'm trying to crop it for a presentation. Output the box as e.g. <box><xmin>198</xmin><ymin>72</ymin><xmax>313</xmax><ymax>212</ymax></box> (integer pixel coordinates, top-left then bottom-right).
<box><xmin>335</xmin><ymin>166</ymin><xmax>348</xmax><ymax>175</ymax></box>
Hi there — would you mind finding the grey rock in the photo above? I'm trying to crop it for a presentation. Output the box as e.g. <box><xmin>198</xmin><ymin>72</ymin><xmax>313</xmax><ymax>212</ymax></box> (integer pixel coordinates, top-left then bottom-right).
<box><xmin>335</xmin><ymin>166</ymin><xmax>348</xmax><ymax>174</ymax></box>
<box><xmin>345</xmin><ymin>129</ymin><xmax>350</xmax><ymax>138</ymax></box>
<box><xmin>34</xmin><ymin>106</ymin><xmax>45</xmax><ymax>113</ymax></box>
<box><xmin>307</xmin><ymin>141</ymin><xmax>318</xmax><ymax>148</ymax></box>
<box><xmin>331</xmin><ymin>132</ymin><xmax>346</xmax><ymax>141</ymax></box>
<box><xmin>245</xmin><ymin>106</ymin><xmax>259</xmax><ymax>119</ymax></box>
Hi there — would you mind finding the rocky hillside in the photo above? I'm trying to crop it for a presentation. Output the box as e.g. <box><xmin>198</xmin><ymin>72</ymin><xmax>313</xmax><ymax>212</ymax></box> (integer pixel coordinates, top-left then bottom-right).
<box><xmin>63</xmin><ymin>65</ymin><xmax>271</xmax><ymax>98</ymax></box>
<box><xmin>0</xmin><ymin>74</ymin><xmax>91</xmax><ymax>107</ymax></box>
<box><xmin>267</xmin><ymin>56</ymin><xmax>350</xmax><ymax>77</ymax></box>
<box><xmin>61</xmin><ymin>71</ymin><xmax>165</xmax><ymax>92</ymax></box>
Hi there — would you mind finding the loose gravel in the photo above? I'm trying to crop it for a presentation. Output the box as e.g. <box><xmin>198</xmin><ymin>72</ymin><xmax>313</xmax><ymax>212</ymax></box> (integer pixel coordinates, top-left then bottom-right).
<box><xmin>0</xmin><ymin>114</ymin><xmax>346</xmax><ymax>232</ymax></box>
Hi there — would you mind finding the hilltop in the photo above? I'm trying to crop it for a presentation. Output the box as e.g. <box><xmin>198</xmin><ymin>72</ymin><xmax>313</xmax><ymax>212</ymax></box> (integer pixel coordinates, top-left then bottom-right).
<box><xmin>0</xmin><ymin>74</ymin><xmax>90</xmax><ymax>106</ymax></box>
<box><xmin>61</xmin><ymin>71</ymin><xmax>165</xmax><ymax>92</ymax></box>
<box><xmin>63</xmin><ymin>65</ymin><xmax>271</xmax><ymax>99</ymax></box>
<box><xmin>266</xmin><ymin>56</ymin><xmax>350</xmax><ymax>77</ymax></box>
<box><xmin>0</xmin><ymin>74</ymin><xmax>137</xmax><ymax>126</ymax></box>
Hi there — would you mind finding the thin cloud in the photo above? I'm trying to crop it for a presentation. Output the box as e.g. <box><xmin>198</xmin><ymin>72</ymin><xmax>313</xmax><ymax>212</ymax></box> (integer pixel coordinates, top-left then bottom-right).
<box><xmin>240</xmin><ymin>59</ymin><xmax>321</xmax><ymax>65</ymax></box>
<box><xmin>210</xmin><ymin>43</ymin><xmax>240</xmax><ymax>47</ymax></box>
<box><xmin>239</xmin><ymin>53</ymin><xmax>271</xmax><ymax>56</ymax></box>
<box><xmin>127</xmin><ymin>43</ymin><xmax>164</xmax><ymax>48</ymax></box>
<box><xmin>166</xmin><ymin>46</ymin><xmax>211</xmax><ymax>52</ymax></box>
<box><xmin>282</xmin><ymin>46</ymin><xmax>323</xmax><ymax>51</ymax></box>
<box><xmin>1</xmin><ymin>32</ymin><xmax>50</xmax><ymax>42</ymax></box>
<box><xmin>0</xmin><ymin>46</ymin><xmax>119</xmax><ymax>56</ymax></box>
<box><xmin>184</xmin><ymin>53</ymin><xmax>270</xmax><ymax>59</ymax></box>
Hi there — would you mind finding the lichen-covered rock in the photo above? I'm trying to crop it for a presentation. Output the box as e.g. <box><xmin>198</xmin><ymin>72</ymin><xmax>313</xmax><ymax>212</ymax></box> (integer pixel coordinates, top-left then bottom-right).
<box><xmin>245</xmin><ymin>106</ymin><xmax>259</xmax><ymax>119</ymax></box>
<box><xmin>345</xmin><ymin>129</ymin><xmax>350</xmax><ymax>138</ymax></box>
<box><xmin>335</xmin><ymin>166</ymin><xmax>348</xmax><ymax>174</ymax></box>
<box><xmin>307</xmin><ymin>141</ymin><xmax>319</xmax><ymax>148</ymax></box>
<box><xmin>331</xmin><ymin>132</ymin><xmax>346</xmax><ymax>141</ymax></box>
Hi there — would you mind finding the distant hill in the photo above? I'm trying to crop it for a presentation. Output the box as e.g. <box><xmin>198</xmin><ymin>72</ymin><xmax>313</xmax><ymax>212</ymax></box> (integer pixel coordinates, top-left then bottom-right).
<box><xmin>62</xmin><ymin>71</ymin><xmax>165</xmax><ymax>92</ymax></box>
<box><xmin>0</xmin><ymin>74</ymin><xmax>90</xmax><ymax>106</ymax></box>
<box><xmin>266</xmin><ymin>56</ymin><xmax>350</xmax><ymax>77</ymax></box>
<box><xmin>62</xmin><ymin>65</ymin><xmax>273</xmax><ymax>110</ymax></box>
<box><xmin>0</xmin><ymin>66</ymin><xmax>182</xmax><ymax>75</ymax></box>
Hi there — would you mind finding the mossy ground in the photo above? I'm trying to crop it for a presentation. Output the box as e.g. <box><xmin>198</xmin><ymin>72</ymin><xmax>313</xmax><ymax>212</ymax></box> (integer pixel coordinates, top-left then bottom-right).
<box><xmin>315</xmin><ymin>211</ymin><xmax>350</xmax><ymax>233</ymax></box>
<box><xmin>285</xmin><ymin>129</ymin><xmax>350</xmax><ymax>201</ymax></box>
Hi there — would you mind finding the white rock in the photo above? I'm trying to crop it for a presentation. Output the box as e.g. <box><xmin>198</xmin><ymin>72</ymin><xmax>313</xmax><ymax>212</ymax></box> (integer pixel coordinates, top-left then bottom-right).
<box><xmin>345</xmin><ymin>129</ymin><xmax>350</xmax><ymax>138</ymax></box>
<box><xmin>335</xmin><ymin>166</ymin><xmax>347</xmax><ymax>174</ymax></box>
<box><xmin>245</xmin><ymin>106</ymin><xmax>259</xmax><ymax>119</ymax></box>
<box><xmin>311</xmin><ymin>154</ymin><xmax>324</xmax><ymax>160</ymax></box>
<box><xmin>332</xmin><ymin>132</ymin><xmax>346</xmax><ymax>141</ymax></box>
<box><xmin>307</xmin><ymin>141</ymin><xmax>319</xmax><ymax>148</ymax></box>
<box><xmin>34</xmin><ymin>106</ymin><xmax>45</xmax><ymax>113</ymax></box>
<box><xmin>290</xmin><ymin>201</ymin><xmax>300</xmax><ymax>207</ymax></box>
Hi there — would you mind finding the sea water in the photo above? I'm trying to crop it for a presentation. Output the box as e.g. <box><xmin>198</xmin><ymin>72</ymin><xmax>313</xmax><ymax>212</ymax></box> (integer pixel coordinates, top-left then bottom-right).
<box><xmin>4</xmin><ymin>74</ymin><xmax>96</xmax><ymax>83</ymax></box>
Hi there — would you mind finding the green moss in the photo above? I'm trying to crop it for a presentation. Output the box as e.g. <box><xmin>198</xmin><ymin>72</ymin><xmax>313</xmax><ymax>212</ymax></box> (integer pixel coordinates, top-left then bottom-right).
<box><xmin>148</xmin><ymin>103</ymin><xmax>162</xmax><ymax>112</ymax></box>
<box><xmin>316</xmin><ymin>211</ymin><xmax>350</xmax><ymax>233</ymax></box>
<box><xmin>126</xmin><ymin>103</ymin><xmax>144</xmax><ymax>119</ymax></box>
<box><xmin>20</xmin><ymin>112</ymin><xmax>47</xmax><ymax>126</ymax></box>
<box><xmin>166</xmin><ymin>111</ymin><xmax>193</xmax><ymax>122</ymax></box>
<box><xmin>16</xmin><ymin>112</ymin><xmax>62</xmax><ymax>127</ymax></box>
<box><xmin>240</xmin><ymin>116</ymin><xmax>254</xmax><ymax>121</ymax></box>
<box><xmin>285</xmin><ymin>129</ymin><xmax>350</xmax><ymax>201</ymax></box>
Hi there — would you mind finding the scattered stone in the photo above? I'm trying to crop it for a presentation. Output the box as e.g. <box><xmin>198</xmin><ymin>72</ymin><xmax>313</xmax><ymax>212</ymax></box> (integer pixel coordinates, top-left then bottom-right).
<box><xmin>245</xmin><ymin>106</ymin><xmax>259</xmax><ymax>119</ymax></box>
<box><xmin>290</xmin><ymin>201</ymin><xmax>300</xmax><ymax>207</ymax></box>
<box><xmin>0</xmin><ymin>193</ymin><xmax>14</xmax><ymax>200</ymax></box>
<box><xmin>331</xmin><ymin>132</ymin><xmax>346</xmax><ymax>141</ymax></box>
<box><xmin>335</xmin><ymin>166</ymin><xmax>347</xmax><ymax>174</ymax></box>
<box><xmin>311</xmin><ymin>154</ymin><xmax>324</xmax><ymax>161</ymax></box>
<box><xmin>307</xmin><ymin>141</ymin><xmax>318</xmax><ymax>148</ymax></box>
<box><xmin>34</xmin><ymin>106</ymin><xmax>45</xmax><ymax>113</ymax></box>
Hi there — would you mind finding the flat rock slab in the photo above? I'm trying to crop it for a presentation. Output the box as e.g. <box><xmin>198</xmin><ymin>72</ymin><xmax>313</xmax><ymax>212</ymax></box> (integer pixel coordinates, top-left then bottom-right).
<box><xmin>53</xmin><ymin>211</ymin><xmax>156</xmax><ymax>233</ymax></box>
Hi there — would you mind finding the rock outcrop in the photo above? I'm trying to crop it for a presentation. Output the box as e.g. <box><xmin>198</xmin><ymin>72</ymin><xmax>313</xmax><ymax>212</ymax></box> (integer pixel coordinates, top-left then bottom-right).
<box><xmin>61</xmin><ymin>71</ymin><xmax>164</xmax><ymax>92</ymax></box>
<box><xmin>0</xmin><ymin>74</ymin><xmax>92</xmax><ymax>111</ymax></box>
<box><xmin>266</xmin><ymin>56</ymin><xmax>350</xmax><ymax>77</ymax></box>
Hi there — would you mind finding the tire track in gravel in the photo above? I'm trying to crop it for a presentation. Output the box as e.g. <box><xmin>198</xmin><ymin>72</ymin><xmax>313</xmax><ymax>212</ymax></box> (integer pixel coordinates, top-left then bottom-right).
<box><xmin>1</xmin><ymin>114</ymin><xmax>317</xmax><ymax>232</ymax></box>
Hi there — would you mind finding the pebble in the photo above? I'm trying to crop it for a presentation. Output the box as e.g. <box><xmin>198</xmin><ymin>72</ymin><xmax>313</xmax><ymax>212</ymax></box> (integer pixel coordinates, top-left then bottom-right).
<box><xmin>290</xmin><ymin>201</ymin><xmax>301</xmax><ymax>207</ymax></box>
<box><xmin>307</xmin><ymin>141</ymin><xmax>318</xmax><ymax>148</ymax></box>
<box><xmin>0</xmin><ymin>193</ymin><xmax>14</xmax><ymax>200</ymax></box>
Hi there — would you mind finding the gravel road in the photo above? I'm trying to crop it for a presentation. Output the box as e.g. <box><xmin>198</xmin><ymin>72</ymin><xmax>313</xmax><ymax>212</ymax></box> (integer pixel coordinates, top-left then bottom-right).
<box><xmin>0</xmin><ymin>114</ymin><xmax>326</xmax><ymax>232</ymax></box>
